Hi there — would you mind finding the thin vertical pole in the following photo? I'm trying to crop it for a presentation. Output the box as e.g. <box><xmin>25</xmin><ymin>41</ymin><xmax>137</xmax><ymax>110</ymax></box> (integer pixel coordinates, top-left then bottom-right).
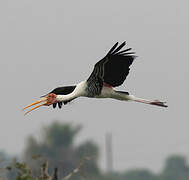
<box><xmin>105</xmin><ymin>133</ymin><xmax>113</xmax><ymax>173</ymax></box>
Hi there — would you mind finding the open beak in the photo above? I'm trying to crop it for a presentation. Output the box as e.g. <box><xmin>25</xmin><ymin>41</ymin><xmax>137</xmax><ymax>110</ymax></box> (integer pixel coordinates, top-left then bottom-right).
<box><xmin>22</xmin><ymin>97</ymin><xmax>47</xmax><ymax>115</ymax></box>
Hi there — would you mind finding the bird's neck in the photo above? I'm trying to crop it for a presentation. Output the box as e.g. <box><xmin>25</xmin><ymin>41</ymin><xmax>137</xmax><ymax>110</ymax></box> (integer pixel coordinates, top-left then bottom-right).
<box><xmin>56</xmin><ymin>81</ymin><xmax>87</xmax><ymax>102</ymax></box>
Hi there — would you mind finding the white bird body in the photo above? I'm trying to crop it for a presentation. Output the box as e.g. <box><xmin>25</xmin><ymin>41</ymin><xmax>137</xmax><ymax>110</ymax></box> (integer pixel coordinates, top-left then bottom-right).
<box><xmin>56</xmin><ymin>80</ymin><xmax>132</xmax><ymax>101</ymax></box>
<box><xmin>23</xmin><ymin>42</ymin><xmax>167</xmax><ymax>115</ymax></box>
<box><xmin>56</xmin><ymin>81</ymin><xmax>148</xmax><ymax>104</ymax></box>
<box><xmin>95</xmin><ymin>86</ymin><xmax>131</xmax><ymax>100</ymax></box>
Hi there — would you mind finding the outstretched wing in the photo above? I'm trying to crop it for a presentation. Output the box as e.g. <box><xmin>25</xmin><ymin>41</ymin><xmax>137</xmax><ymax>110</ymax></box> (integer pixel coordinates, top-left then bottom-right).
<box><xmin>87</xmin><ymin>42</ymin><xmax>136</xmax><ymax>95</ymax></box>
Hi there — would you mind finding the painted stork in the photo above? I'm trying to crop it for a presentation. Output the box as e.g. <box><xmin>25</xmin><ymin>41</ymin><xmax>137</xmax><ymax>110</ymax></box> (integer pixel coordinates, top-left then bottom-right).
<box><xmin>23</xmin><ymin>42</ymin><xmax>167</xmax><ymax>115</ymax></box>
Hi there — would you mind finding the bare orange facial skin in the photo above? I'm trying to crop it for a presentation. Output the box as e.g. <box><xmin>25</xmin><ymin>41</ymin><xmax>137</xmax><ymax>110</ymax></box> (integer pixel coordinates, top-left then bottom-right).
<box><xmin>23</xmin><ymin>93</ymin><xmax>57</xmax><ymax>115</ymax></box>
<box><xmin>45</xmin><ymin>93</ymin><xmax>57</xmax><ymax>106</ymax></box>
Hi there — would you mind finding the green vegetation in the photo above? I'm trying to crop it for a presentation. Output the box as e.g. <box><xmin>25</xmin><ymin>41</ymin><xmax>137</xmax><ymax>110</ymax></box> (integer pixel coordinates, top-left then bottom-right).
<box><xmin>0</xmin><ymin>122</ymin><xmax>189</xmax><ymax>180</ymax></box>
<box><xmin>23</xmin><ymin>122</ymin><xmax>100</xmax><ymax>179</ymax></box>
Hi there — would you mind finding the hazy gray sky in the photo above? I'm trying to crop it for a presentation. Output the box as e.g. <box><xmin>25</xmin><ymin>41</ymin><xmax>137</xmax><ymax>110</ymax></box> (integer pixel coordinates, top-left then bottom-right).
<box><xmin>1</xmin><ymin>0</ymin><xmax>189</xmax><ymax>173</ymax></box>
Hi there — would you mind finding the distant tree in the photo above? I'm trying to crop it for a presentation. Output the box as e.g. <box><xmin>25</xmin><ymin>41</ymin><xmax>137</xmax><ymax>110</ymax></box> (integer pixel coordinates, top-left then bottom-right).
<box><xmin>0</xmin><ymin>151</ymin><xmax>10</xmax><ymax>179</ymax></box>
<box><xmin>159</xmin><ymin>155</ymin><xmax>189</xmax><ymax>180</ymax></box>
<box><xmin>23</xmin><ymin>121</ymin><xmax>100</xmax><ymax>179</ymax></box>
<box><xmin>122</xmin><ymin>169</ymin><xmax>157</xmax><ymax>180</ymax></box>
<box><xmin>101</xmin><ymin>172</ymin><xmax>124</xmax><ymax>180</ymax></box>
<box><xmin>76</xmin><ymin>141</ymin><xmax>99</xmax><ymax>177</ymax></box>
<box><xmin>0</xmin><ymin>151</ymin><xmax>18</xmax><ymax>180</ymax></box>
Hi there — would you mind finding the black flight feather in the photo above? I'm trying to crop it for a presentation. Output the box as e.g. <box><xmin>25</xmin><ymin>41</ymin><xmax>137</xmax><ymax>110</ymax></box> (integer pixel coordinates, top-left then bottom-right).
<box><xmin>58</xmin><ymin>102</ymin><xmax>62</xmax><ymax>108</ymax></box>
<box><xmin>111</xmin><ymin>41</ymin><xmax>126</xmax><ymax>55</ymax></box>
<box><xmin>107</xmin><ymin>42</ymin><xmax>119</xmax><ymax>55</ymax></box>
<box><xmin>53</xmin><ymin>103</ymin><xmax>57</xmax><ymax>108</ymax></box>
<box><xmin>116</xmin><ymin>48</ymin><xmax>133</xmax><ymax>55</ymax></box>
<box><xmin>87</xmin><ymin>42</ymin><xmax>136</xmax><ymax>88</ymax></box>
<box><xmin>50</xmin><ymin>86</ymin><xmax>76</xmax><ymax>95</ymax></box>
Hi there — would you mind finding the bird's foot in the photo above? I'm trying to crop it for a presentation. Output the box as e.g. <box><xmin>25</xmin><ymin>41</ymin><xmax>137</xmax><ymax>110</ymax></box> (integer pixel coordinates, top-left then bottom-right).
<box><xmin>150</xmin><ymin>100</ymin><xmax>168</xmax><ymax>107</ymax></box>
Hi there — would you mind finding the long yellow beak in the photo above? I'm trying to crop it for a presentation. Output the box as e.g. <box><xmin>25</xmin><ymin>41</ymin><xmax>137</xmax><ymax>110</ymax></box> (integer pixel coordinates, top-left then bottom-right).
<box><xmin>23</xmin><ymin>97</ymin><xmax>47</xmax><ymax>115</ymax></box>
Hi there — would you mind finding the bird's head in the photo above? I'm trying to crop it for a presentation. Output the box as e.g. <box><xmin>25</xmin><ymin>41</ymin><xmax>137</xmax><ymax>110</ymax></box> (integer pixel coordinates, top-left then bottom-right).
<box><xmin>22</xmin><ymin>85</ymin><xmax>76</xmax><ymax>115</ymax></box>
<box><xmin>23</xmin><ymin>93</ymin><xmax>58</xmax><ymax>115</ymax></box>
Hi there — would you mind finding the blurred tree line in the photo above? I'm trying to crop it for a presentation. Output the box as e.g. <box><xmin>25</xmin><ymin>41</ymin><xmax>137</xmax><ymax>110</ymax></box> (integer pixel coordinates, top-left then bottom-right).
<box><xmin>1</xmin><ymin>121</ymin><xmax>189</xmax><ymax>180</ymax></box>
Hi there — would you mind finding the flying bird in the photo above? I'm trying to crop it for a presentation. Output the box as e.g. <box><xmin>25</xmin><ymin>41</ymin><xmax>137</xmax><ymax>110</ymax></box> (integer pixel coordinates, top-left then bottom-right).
<box><xmin>23</xmin><ymin>42</ymin><xmax>167</xmax><ymax>115</ymax></box>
